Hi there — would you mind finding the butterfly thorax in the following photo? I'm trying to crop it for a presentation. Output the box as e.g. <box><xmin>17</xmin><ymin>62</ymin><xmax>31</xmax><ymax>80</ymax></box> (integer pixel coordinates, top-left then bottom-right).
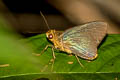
<box><xmin>46</xmin><ymin>30</ymin><xmax>72</xmax><ymax>54</ymax></box>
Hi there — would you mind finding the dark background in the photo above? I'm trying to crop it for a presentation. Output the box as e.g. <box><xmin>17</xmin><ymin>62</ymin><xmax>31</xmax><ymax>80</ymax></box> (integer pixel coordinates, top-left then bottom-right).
<box><xmin>1</xmin><ymin>0</ymin><xmax>73</xmax><ymax>37</ymax></box>
<box><xmin>1</xmin><ymin>0</ymin><xmax>120</xmax><ymax>36</ymax></box>
<box><xmin>3</xmin><ymin>0</ymin><xmax>60</xmax><ymax>14</ymax></box>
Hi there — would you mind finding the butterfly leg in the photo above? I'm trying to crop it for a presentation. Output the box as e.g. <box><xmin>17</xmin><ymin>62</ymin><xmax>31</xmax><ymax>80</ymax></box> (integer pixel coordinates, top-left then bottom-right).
<box><xmin>40</xmin><ymin>45</ymin><xmax>56</xmax><ymax>72</ymax></box>
<box><xmin>44</xmin><ymin>45</ymin><xmax>56</xmax><ymax>71</ymax></box>
<box><xmin>50</xmin><ymin>47</ymin><xmax>56</xmax><ymax>71</ymax></box>
<box><xmin>75</xmin><ymin>55</ymin><xmax>84</xmax><ymax>68</ymax></box>
<box><xmin>52</xmin><ymin>47</ymin><xmax>56</xmax><ymax>59</ymax></box>
<box><xmin>0</xmin><ymin>64</ymin><xmax>10</xmax><ymax>67</ymax></box>
<box><xmin>33</xmin><ymin>44</ymin><xmax>52</xmax><ymax>56</ymax></box>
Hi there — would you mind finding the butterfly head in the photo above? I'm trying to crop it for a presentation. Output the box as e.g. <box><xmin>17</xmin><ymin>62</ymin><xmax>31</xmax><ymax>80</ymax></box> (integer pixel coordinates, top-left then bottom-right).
<box><xmin>46</xmin><ymin>30</ymin><xmax>56</xmax><ymax>42</ymax></box>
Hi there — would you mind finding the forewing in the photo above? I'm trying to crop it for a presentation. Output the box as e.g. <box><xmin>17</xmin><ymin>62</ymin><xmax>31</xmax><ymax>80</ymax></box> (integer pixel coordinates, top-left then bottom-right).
<box><xmin>62</xmin><ymin>21</ymin><xmax>107</xmax><ymax>60</ymax></box>
<box><xmin>63</xmin><ymin>21</ymin><xmax>107</xmax><ymax>46</ymax></box>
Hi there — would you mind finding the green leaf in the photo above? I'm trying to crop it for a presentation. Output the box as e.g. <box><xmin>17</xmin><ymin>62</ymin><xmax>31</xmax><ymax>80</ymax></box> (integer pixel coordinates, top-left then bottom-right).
<box><xmin>26</xmin><ymin>34</ymin><xmax>120</xmax><ymax>72</ymax></box>
<box><xmin>0</xmin><ymin>16</ymin><xmax>120</xmax><ymax>79</ymax></box>
<box><xmin>0</xmin><ymin>17</ymin><xmax>46</xmax><ymax>79</ymax></box>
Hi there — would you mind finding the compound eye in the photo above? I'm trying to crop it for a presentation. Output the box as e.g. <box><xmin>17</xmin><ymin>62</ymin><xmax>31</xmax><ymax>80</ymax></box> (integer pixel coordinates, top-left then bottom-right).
<box><xmin>48</xmin><ymin>34</ymin><xmax>53</xmax><ymax>39</ymax></box>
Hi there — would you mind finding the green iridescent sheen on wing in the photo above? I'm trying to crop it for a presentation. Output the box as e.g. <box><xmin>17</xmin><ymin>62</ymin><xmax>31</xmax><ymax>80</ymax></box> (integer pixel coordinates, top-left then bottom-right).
<box><xmin>62</xmin><ymin>21</ymin><xmax>107</xmax><ymax>60</ymax></box>
<box><xmin>63</xmin><ymin>32</ymin><xmax>97</xmax><ymax>60</ymax></box>
<box><xmin>63</xmin><ymin>22</ymin><xmax>107</xmax><ymax>46</ymax></box>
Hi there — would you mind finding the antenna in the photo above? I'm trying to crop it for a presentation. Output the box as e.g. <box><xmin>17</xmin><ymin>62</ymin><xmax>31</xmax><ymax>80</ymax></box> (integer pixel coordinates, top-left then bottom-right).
<box><xmin>40</xmin><ymin>11</ymin><xmax>50</xmax><ymax>30</ymax></box>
